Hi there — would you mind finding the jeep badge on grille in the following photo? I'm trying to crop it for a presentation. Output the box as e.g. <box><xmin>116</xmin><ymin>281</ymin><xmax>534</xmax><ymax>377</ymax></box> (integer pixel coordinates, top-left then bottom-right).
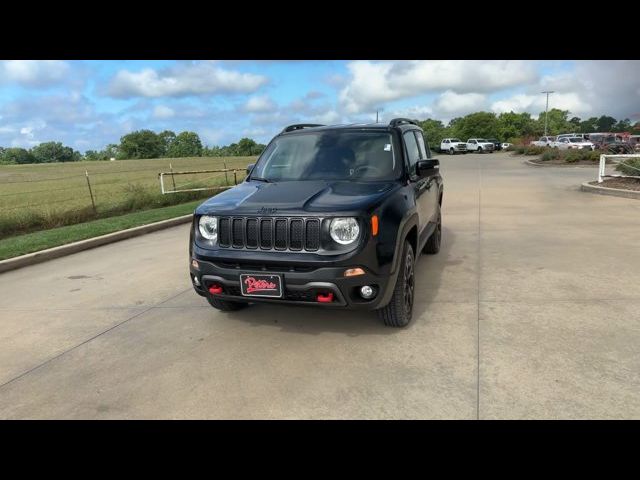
<box><xmin>258</xmin><ymin>207</ymin><xmax>278</xmax><ymax>215</ymax></box>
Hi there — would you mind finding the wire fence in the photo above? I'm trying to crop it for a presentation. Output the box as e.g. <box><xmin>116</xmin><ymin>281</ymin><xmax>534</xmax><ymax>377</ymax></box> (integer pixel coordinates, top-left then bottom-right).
<box><xmin>0</xmin><ymin>165</ymin><xmax>244</xmax><ymax>215</ymax></box>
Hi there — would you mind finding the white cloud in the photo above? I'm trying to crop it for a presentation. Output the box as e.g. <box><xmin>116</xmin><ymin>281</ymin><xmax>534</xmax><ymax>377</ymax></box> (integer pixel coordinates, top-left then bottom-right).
<box><xmin>433</xmin><ymin>91</ymin><xmax>487</xmax><ymax>115</ymax></box>
<box><xmin>387</xmin><ymin>105</ymin><xmax>434</xmax><ymax>121</ymax></box>
<box><xmin>153</xmin><ymin>105</ymin><xmax>175</xmax><ymax>119</ymax></box>
<box><xmin>0</xmin><ymin>60</ymin><xmax>70</xmax><ymax>86</ymax></box>
<box><xmin>310</xmin><ymin>110</ymin><xmax>341</xmax><ymax>124</ymax></box>
<box><xmin>339</xmin><ymin>60</ymin><xmax>538</xmax><ymax>113</ymax></box>
<box><xmin>243</xmin><ymin>95</ymin><xmax>276</xmax><ymax>113</ymax></box>
<box><xmin>491</xmin><ymin>92</ymin><xmax>589</xmax><ymax>117</ymax></box>
<box><xmin>107</xmin><ymin>62</ymin><xmax>268</xmax><ymax>98</ymax></box>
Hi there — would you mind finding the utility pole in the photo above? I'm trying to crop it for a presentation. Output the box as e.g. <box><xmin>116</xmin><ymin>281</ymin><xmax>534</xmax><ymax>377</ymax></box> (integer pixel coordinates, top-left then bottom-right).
<box><xmin>542</xmin><ymin>91</ymin><xmax>554</xmax><ymax>136</ymax></box>
<box><xmin>376</xmin><ymin>110</ymin><xmax>379</xmax><ymax>123</ymax></box>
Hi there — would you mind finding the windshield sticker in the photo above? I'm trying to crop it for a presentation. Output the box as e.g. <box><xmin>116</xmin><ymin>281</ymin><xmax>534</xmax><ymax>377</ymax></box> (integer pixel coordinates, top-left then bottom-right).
<box><xmin>384</xmin><ymin>144</ymin><xmax>391</xmax><ymax>151</ymax></box>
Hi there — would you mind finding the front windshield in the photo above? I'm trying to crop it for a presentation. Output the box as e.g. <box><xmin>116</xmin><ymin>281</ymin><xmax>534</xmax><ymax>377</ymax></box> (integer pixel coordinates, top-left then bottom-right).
<box><xmin>477</xmin><ymin>138</ymin><xmax>488</xmax><ymax>142</ymax></box>
<box><xmin>569</xmin><ymin>138</ymin><xmax>583</xmax><ymax>143</ymax></box>
<box><xmin>450</xmin><ymin>138</ymin><xmax>461</xmax><ymax>142</ymax></box>
<box><xmin>250</xmin><ymin>131</ymin><xmax>399</xmax><ymax>182</ymax></box>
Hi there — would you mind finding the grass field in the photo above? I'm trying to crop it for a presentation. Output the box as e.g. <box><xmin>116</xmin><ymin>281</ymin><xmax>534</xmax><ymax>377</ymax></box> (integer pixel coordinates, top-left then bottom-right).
<box><xmin>0</xmin><ymin>200</ymin><xmax>203</xmax><ymax>261</ymax></box>
<box><xmin>0</xmin><ymin>156</ymin><xmax>254</xmax><ymax>238</ymax></box>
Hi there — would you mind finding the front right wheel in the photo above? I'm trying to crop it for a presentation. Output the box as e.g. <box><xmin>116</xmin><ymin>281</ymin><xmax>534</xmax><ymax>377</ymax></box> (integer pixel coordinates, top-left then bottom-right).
<box><xmin>377</xmin><ymin>241</ymin><xmax>415</xmax><ymax>328</ymax></box>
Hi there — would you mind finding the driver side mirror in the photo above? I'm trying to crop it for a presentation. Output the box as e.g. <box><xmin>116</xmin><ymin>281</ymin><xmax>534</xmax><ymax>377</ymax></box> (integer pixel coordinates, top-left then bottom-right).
<box><xmin>416</xmin><ymin>159</ymin><xmax>439</xmax><ymax>177</ymax></box>
<box><xmin>246</xmin><ymin>163</ymin><xmax>255</xmax><ymax>175</ymax></box>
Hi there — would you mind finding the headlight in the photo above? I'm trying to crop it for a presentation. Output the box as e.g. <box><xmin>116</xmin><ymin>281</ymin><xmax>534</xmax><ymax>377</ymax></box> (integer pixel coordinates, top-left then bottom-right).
<box><xmin>330</xmin><ymin>217</ymin><xmax>360</xmax><ymax>245</ymax></box>
<box><xmin>198</xmin><ymin>215</ymin><xmax>218</xmax><ymax>242</ymax></box>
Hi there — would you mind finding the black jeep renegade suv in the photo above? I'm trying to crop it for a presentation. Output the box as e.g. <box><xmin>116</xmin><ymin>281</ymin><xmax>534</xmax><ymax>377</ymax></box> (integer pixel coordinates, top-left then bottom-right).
<box><xmin>189</xmin><ymin>118</ymin><xmax>443</xmax><ymax>327</ymax></box>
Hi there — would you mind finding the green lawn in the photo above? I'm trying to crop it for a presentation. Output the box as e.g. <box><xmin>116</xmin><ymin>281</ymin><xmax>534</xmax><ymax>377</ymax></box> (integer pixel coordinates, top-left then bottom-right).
<box><xmin>0</xmin><ymin>200</ymin><xmax>201</xmax><ymax>261</ymax></box>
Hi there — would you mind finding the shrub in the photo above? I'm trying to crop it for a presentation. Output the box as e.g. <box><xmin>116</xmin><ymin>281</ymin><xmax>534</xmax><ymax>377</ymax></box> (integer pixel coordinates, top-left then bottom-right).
<box><xmin>524</xmin><ymin>146</ymin><xmax>546</xmax><ymax>156</ymax></box>
<box><xmin>541</xmin><ymin>150</ymin><xmax>560</xmax><ymax>161</ymax></box>
<box><xmin>616</xmin><ymin>158</ymin><xmax>640</xmax><ymax>176</ymax></box>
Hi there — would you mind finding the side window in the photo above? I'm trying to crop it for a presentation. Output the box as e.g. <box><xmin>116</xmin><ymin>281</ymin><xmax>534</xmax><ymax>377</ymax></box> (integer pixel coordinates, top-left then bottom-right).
<box><xmin>444</xmin><ymin>139</ymin><xmax>449</xmax><ymax>144</ymax></box>
<box><xmin>415</xmin><ymin>131</ymin><xmax>430</xmax><ymax>159</ymax></box>
<box><xmin>403</xmin><ymin>131</ymin><xmax>421</xmax><ymax>169</ymax></box>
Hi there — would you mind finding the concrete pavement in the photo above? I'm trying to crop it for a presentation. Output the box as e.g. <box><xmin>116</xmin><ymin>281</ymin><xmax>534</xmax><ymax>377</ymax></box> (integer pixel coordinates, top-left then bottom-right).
<box><xmin>0</xmin><ymin>152</ymin><xmax>638</xmax><ymax>419</ymax></box>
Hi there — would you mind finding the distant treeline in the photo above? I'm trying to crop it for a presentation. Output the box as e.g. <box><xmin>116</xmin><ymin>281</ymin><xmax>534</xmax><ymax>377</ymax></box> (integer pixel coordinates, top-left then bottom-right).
<box><xmin>417</xmin><ymin>109</ymin><xmax>639</xmax><ymax>148</ymax></box>
<box><xmin>0</xmin><ymin>130</ymin><xmax>266</xmax><ymax>165</ymax></box>
<box><xmin>1</xmin><ymin>111</ymin><xmax>638</xmax><ymax>165</ymax></box>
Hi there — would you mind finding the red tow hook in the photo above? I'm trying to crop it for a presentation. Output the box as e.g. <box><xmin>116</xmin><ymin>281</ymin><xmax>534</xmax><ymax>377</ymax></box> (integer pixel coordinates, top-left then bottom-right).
<box><xmin>316</xmin><ymin>292</ymin><xmax>334</xmax><ymax>303</ymax></box>
<box><xmin>209</xmin><ymin>284</ymin><xmax>223</xmax><ymax>295</ymax></box>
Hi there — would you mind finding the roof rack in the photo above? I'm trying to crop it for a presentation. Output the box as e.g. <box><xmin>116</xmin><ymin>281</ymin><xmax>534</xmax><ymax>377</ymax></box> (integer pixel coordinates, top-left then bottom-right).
<box><xmin>282</xmin><ymin>123</ymin><xmax>325</xmax><ymax>133</ymax></box>
<box><xmin>389</xmin><ymin>118</ymin><xmax>419</xmax><ymax>128</ymax></box>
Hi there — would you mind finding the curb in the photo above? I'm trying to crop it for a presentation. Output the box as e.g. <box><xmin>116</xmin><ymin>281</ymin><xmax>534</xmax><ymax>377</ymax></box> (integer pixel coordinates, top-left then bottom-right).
<box><xmin>524</xmin><ymin>159</ymin><xmax>600</xmax><ymax>168</ymax></box>
<box><xmin>580</xmin><ymin>182</ymin><xmax>640</xmax><ymax>200</ymax></box>
<box><xmin>0</xmin><ymin>214</ymin><xmax>193</xmax><ymax>274</ymax></box>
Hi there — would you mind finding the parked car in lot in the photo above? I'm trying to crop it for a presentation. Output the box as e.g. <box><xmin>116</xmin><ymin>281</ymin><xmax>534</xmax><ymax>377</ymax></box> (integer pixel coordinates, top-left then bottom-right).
<box><xmin>501</xmin><ymin>142</ymin><xmax>513</xmax><ymax>150</ymax></box>
<box><xmin>466</xmin><ymin>138</ymin><xmax>495</xmax><ymax>153</ymax></box>
<box><xmin>630</xmin><ymin>135</ymin><xmax>640</xmax><ymax>152</ymax></box>
<box><xmin>589</xmin><ymin>133</ymin><xmax>635</xmax><ymax>153</ymax></box>
<box><xmin>190</xmin><ymin>118</ymin><xmax>444</xmax><ymax>327</ymax></box>
<box><xmin>439</xmin><ymin>138</ymin><xmax>467</xmax><ymax>155</ymax></box>
<box><xmin>555</xmin><ymin>137</ymin><xmax>595</xmax><ymax>150</ymax></box>
<box><xmin>531</xmin><ymin>136</ymin><xmax>556</xmax><ymax>147</ymax></box>
<box><xmin>486</xmin><ymin>138</ymin><xmax>502</xmax><ymax>151</ymax></box>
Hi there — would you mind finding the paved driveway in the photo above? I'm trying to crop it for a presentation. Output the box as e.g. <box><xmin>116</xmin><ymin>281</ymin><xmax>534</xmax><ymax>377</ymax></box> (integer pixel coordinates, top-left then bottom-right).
<box><xmin>0</xmin><ymin>152</ymin><xmax>638</xmax><ymax>419</ymax></box>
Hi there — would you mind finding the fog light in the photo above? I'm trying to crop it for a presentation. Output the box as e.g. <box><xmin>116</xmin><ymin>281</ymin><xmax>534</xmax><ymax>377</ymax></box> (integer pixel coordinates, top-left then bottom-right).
<box><xmin>193</xmin><ymin>276</ymin><xmax>201</xmax><ymax>286</ymax></box>
<box><xmin>360</xmin><ymin>285</ymin><xmax>375</xmax><ymax>299</ymax></box>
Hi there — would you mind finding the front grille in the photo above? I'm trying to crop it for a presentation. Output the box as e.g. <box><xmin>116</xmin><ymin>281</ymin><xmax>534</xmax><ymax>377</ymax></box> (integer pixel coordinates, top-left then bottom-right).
<box><xmin>218</xmin><ymin>216</ymin><xmax>321</xmax><ymax>252</ymax></box>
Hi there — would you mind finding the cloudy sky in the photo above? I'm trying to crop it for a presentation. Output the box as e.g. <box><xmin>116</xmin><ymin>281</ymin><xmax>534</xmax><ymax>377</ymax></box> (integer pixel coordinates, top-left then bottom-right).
<box><xmin>1</xmin><ymin>60</ymin><xmax>639</xmax><ymax>152</ymax></box>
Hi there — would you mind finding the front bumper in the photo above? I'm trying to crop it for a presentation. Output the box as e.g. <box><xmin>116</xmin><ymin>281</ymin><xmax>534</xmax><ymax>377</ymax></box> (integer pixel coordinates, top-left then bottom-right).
<box><xmin>190</xmin><ymin>258</ymin><xmax>396</xmax><ymax>310</ymax></box>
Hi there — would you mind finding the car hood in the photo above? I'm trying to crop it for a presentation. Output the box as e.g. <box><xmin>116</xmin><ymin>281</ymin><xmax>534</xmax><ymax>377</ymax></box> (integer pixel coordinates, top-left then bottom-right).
<box><xmin>195</xmin><ymin>180</ymin><xmax>400</xmax><ymax>215</ymax></box>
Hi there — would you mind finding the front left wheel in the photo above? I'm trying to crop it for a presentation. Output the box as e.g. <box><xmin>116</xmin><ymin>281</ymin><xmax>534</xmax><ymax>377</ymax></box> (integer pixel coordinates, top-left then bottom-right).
<box><xmin>377</xmin><ymin>241</ymin><xmax>415</xmax><ymax>328</ymax></box>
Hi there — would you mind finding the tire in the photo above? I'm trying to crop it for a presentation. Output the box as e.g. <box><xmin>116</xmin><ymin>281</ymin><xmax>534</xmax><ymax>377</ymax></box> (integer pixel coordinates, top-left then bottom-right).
<box><xmin>449</xmin><ymin>148</ymin><xmax>455</xmax><ymax>155</ymax></box>
<box><xmin>477</xmin><ymin>147</ymin><xmax>483</xmax><ymax>153</ymax></box>
<box><xmin>377</xmin><ymin>241</ymin><xmax>415</xmax><ymax>328</ymax></box>
<box><xmin>423</xmin><ymin>207</ymin><xmax>442</xmax><ymax>255</ymax></box>
<box><xmin>206</xmin><ymin>295</ymin><xmax>249</xmax><ymax>311</ymax></box>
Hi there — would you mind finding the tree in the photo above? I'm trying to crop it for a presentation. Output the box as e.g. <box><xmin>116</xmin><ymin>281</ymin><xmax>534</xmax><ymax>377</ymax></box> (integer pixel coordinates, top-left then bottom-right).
<box><xmin>0</xmin><ymin>147</ymin><xmax>35</xmax><ymax>164</ymax></box>
<box><xmin>30</xmin><ymin>142</ymin><xmax>76</xmax><ymax>163</ymax></box>
<box><xmin>496</xmin><ymin>112</ymin><xmax>536</xmax><ymax>142</ymax></box>
<box><xmin>167</xmin><ymin>131</ymin><xmax>203</xmax><ymax>158</ymax></box>
<box><xmin>118</xmin><ymin>130</ymin><xmax>164</xmax><ymax>159</ymax></box>
<box><xmin>596</xmin><ymin>115</ymin><xmax>617</xmax><ymax>132</ymax></box>
<box><xmin>417</xmin><ymin>119</ymin><xmax>447</xmax><ymax>146</ymax></box>
<box><xmin>535</xmin><ymin>108</ymin><xmax>571</xmax><ymax>136</ymax></box>
<box><xmin>159</xmin><ymin>130</ymin><xmax>176</xmax><ymax>155</ymax></box>
<box><xmin>448</xmin><ymin>112</ymin><xmax>498</xmax><ymax>140</ymax></box>
<box><xmin>578</xmin><ymin>117</ymin><xmax>598</xmax><ymax>133</ymax></box>
<box><xmin>612</xmin><ymin>118</ymin><xmax>632</xmax><ymax>132</ymax></box>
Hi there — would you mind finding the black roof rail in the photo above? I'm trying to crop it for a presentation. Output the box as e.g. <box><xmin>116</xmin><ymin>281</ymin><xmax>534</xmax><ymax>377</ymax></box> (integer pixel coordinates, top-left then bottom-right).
<box><xmin>282</xmin><ymin>123</ymin><xmax>325</xmax><ymax>133</ymax></box>
<box><xmin>389</xmin><ymin>118</ymin><xmax>419</xmax><ymax>128</ymax></box>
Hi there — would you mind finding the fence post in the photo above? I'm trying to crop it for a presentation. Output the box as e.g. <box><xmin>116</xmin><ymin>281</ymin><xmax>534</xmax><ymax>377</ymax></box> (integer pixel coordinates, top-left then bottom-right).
<box><xmin>233</xmin><ymin>170</ymin><xmax>237</xmax><ymax>185</ymax></box>
<box><xmin>85</xmin><ymin>170</ymin><xmax>97</xmax><ymax>213</ymax></box>
<box><xmin>598</xmin><ymin>154</ymin><xmax>605</xmax><ymax>183</ymax></box>
<box><xmin>170</xmin><ymin>163</ymin><xmax>176</xmax><ymax>192</ymax></box>
<box><xmin>224</xmin><ymin>161</ymin><xmax>229</xmax><ymax>185</ymax></box>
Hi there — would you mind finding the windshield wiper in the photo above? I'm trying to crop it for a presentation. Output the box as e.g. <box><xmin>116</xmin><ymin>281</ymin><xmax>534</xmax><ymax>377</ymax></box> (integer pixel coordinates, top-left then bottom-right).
<box><xmin>251</xmin><ymin>176</ymin><xmax>272</xmax><ymax>183</ymax></box>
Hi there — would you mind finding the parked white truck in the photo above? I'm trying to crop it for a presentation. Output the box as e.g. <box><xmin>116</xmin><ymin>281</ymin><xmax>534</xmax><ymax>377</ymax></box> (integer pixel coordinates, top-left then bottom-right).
<box><xmin>440</xmin><ymin>138</ymin><xmax>467</xmax><ymax>155</ymax></box>
<box><xmin>531</xmin><ymin>136</ymin><xmax>556</xmax><ymax>147</ymax></box>
<box><xmin>466</xmin><ymin>138</ymin><xmax>495</xmax><ymax>153</ymax></box>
